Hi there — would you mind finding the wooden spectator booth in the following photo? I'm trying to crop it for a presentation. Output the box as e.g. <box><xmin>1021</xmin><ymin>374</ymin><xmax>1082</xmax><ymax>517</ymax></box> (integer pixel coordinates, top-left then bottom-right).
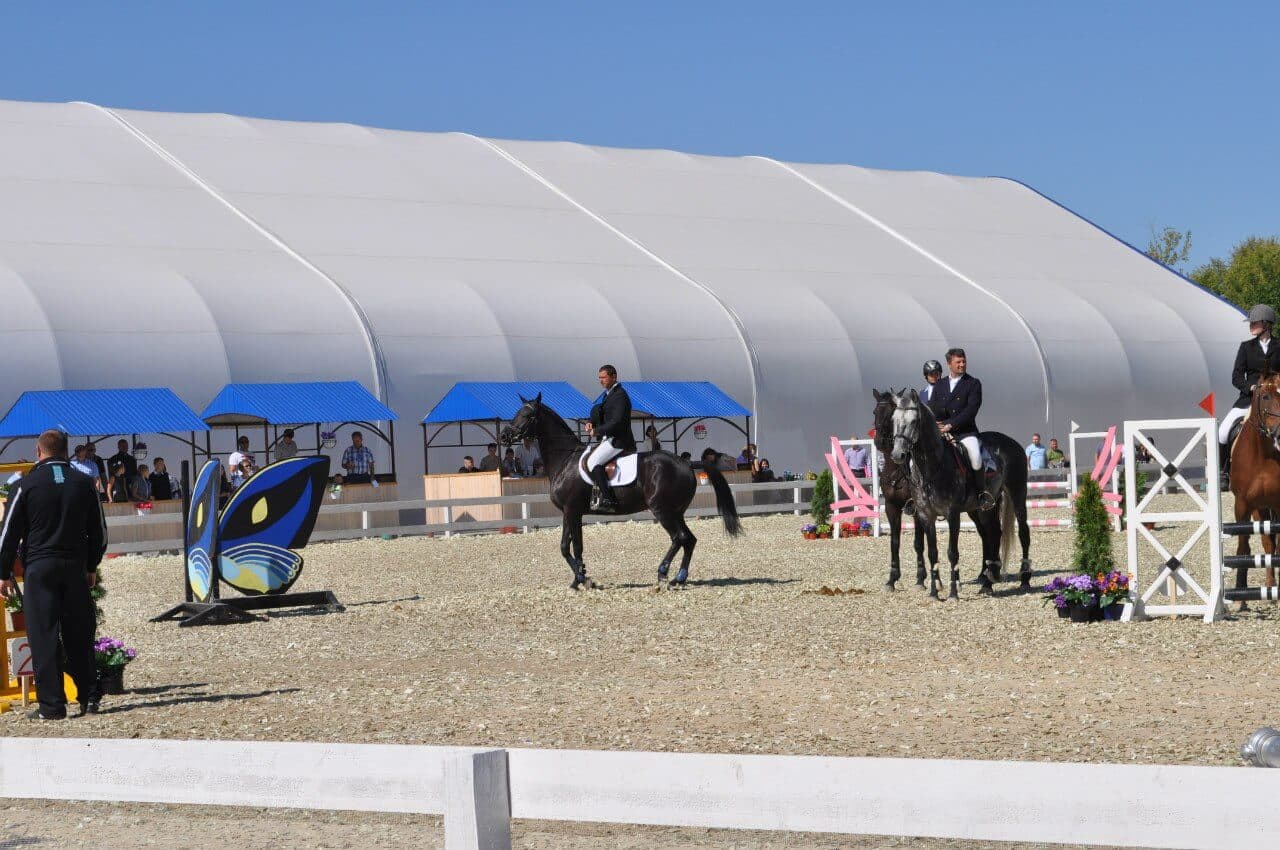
<box><xmin>421</xmin><ymin>382</ymin><xmax>592</xmax><ymax>525</ymax></box>
<box><xmin>0</xmin><ymin>387</ymin><xmax>209</xmax><ymax>547</ymax></box>
<box><xmin>199</xmin><ymin>381</ymin><xmax>399</xmax><ymax>534</ymax></box>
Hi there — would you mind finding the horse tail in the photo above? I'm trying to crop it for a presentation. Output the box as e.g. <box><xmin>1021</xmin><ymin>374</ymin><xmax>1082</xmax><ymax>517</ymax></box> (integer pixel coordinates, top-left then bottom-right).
<box><xmin>999</xmin><ymin>488</ymin><xmax>1016</xmax><ymax>569</ymax></box>
<box><xmin>702</xmin><ymin>464</ymin><xmax>743</xmax><ymax>537</ymax></box>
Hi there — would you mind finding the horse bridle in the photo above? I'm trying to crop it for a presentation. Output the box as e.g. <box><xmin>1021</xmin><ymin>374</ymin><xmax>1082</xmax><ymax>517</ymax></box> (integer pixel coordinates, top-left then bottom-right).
<box><xmin>1256</xmin><ymin>389</ymin><xmax>1280</xmax><ymax>444</ymax></box>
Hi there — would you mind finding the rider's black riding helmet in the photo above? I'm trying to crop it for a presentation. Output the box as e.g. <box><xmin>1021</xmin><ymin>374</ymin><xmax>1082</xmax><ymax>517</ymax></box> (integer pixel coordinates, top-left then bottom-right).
<box><xmin>922</xmin><ymin>359</ymin><xmax>943</xmax><ymax>377</ymax></box>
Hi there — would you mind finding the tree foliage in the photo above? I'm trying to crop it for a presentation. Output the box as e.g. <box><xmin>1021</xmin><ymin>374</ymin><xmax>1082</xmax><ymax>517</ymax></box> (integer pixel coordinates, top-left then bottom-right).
<box><xmin>1145</xmin><ymin>226</ymin><xmax>1193</xmax><ymax>272</ymax></box>
<box><xmin>810</xmin><ymin>469</ymin><xmax>833</xmax><ymax>527</ymax></box>
<box><xmin>1190</xmin><ymin>236</ymin><xmax>1280</xmax><ymax>311</ymax></box>
<box><xmin>1072</xmin><ymin>474</ymin><xmax>1114</xmax><ymax>573</ymax></box>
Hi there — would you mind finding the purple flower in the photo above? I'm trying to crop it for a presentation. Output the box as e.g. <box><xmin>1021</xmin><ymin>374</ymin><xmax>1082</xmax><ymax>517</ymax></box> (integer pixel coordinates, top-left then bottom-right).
<box><xmin>1053</xmin><ymin>593</ymin><xmax>1067</xmax><ymax>609</ymax></box>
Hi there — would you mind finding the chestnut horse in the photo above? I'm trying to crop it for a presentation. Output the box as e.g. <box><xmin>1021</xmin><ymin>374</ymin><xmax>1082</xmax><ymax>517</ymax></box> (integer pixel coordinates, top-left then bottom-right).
<box><xmin>1227</xmin><ymin>371</ymin><xmax>1280</xmax><ymax>595</ymax></box>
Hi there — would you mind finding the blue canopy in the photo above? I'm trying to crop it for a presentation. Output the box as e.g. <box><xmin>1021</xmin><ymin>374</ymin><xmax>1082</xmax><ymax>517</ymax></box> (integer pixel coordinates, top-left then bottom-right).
<box><xmin>0</xmin><ymin>388</ymin><xmax>208</xmax><ymax>437</ymax></box>
<box><xmin>202</xmin><ymin>381</ymin><xmax>397</xmax><ymax>426</ymax></box>
<box><xmin>423</xmin><ymin>382</ymin><xmax>592</xmax><ymax>423</ymax></box>
<box><xmin>622</xmin><ymin>382</ymin><xmax>750</xmax><ymax>419</ymax></box>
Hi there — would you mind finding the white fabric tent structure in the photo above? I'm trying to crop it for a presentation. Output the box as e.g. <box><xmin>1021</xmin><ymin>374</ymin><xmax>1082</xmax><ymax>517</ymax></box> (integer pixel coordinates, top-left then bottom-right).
<box><xmin>0</xmin><ymin>98</ymin><xmax>1245</xmax><ymax>475</ymax></box>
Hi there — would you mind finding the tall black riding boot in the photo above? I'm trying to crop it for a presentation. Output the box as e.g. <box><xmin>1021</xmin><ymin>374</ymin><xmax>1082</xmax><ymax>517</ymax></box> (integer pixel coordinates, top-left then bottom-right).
<box><xmin>1219</xmin><ymin>441</ymin><xmax>1232</xmax><ymax>490</ymax></box>
<box><xmin>589</xmin><ymin>465</ymin><xmax>618</xmax><ymax>511</ymax></box>
<box><xmin>973</xmin><ymin>466</ymin><xmax>996</xmax><ymax>510</ymax></box>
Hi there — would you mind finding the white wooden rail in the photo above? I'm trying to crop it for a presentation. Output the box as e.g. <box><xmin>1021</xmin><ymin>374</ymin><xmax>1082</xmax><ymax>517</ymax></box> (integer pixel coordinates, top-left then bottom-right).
<box><xmin>101</xmin><ymin>479</ymin><xmax>819</xmax><ymax>554</ymax></box>
<box><xmin>2</xmin><ymin>737</ymin><xmax>1277</xmax><ymax>849</ymax></box>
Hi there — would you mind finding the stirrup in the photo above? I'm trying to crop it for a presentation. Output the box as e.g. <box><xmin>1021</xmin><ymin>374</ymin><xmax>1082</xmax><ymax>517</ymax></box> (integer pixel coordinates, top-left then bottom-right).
<box><xmin>590</xmin><ymin>487</ymin><xmax>618</xmax><ymax>512</ymax></box>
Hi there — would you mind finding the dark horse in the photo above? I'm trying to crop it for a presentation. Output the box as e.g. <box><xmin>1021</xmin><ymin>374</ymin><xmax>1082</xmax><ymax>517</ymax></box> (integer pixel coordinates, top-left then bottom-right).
<box><xmin>1227</xmin><ymin>371</ymin><xmax>1280</xmax><ymax>597</ymax></box>
<box><xmin>888</xmin><ymin>389</ymin><xmax>1032</xmax><ymax>599</ymax></box>
<box><xmin>501</xmin><ymin>395</ymin><xmax>742</xmax><ymax>589</ymax></box>
<box><xmin>872</xmin><ymin>389</ymin><xmax>928</xmax><ymax>590</ymax></box>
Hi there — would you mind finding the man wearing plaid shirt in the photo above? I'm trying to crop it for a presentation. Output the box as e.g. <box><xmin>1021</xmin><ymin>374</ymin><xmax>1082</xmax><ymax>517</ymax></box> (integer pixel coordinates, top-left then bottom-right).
<box><xmin>341</xmin><ymin>432</ymin><xmax>376</xmax><ymax>484</ymax></box>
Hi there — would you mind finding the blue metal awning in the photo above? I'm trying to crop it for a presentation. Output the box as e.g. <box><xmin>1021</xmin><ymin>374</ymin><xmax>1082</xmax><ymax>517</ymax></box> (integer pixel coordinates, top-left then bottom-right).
<box><xmin>621</xmin><ymin>382</ymin><xmax>750</xmax><ymax>419</ymax></box>
<box><xmin>0</xmin><ymin>388</ymin><xmax>209</xmax><ymax>437</ymax></box>
<box><xmin>423</xmin><ymin>382</ymin><xmax>593</xmax><ymax>423</ymax></box>
<box><xmin>201</xmin><ymin>381</ymin><xmax>397</xmax><ymax>426</ymax></box>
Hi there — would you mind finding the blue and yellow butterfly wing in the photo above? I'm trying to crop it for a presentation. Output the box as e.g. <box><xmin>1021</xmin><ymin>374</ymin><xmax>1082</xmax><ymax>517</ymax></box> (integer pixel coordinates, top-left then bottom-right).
<box><xmin>185</xmin><ymin>460</ymin><xmax>222</xmax><ymax>603</ymax></box>
<box><xmin>216</xmin><ymin>455</ymin><xmax>329</xmax><ymax>596</ymax></box>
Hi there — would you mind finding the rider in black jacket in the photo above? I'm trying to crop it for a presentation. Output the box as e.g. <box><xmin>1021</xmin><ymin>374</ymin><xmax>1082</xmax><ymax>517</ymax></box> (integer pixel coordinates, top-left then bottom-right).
<box><xmin>927</xmin><ymin>348</ymin><xmax>995</xmax><ymax>510</ymax></box>
<box><xmin>1220</xmin><ymin>304</ymin><xmax>1280</xmax><ymax>484</ymax></box>
<box><xmin>586</xmin><ymin>364</ymin><xmax>636</xmax><ymax>510</ymax></box>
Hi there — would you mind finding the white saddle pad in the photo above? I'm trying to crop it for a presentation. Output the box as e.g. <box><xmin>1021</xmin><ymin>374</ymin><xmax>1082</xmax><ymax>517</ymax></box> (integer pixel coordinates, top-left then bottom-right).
<box><xmin>578</xmin><ymin>450</ymin><xmax>639</xmax><ymax>486</ymax></box>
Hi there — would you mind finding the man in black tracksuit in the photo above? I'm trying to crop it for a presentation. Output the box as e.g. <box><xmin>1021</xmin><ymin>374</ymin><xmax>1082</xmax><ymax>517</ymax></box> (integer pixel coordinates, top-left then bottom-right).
<box><xmin>0</xmin><ymin>429</ymin><xmax>106</xmax><ymax>719</ymax></box>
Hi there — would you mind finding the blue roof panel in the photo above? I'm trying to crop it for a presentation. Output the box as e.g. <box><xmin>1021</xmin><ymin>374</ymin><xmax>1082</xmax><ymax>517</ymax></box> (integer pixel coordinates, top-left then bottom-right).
<box><xmin>622</xmin><ymin>382</ymin><xmax>751</xmax><ymax>418</ymax></box>
<box><xmin>423</xmin><ymin>382</ymin><xmax>592</xmax><ymax>423</ymax></box>
<box><xmin>201</xmin><ymin>381</ymin><xmax>397</xmax><ymax>425</ymax></box>
<box><xmin>0</xmin><ymin>388</ymin><xmax>209</xmax><ymax>437</ymax></box>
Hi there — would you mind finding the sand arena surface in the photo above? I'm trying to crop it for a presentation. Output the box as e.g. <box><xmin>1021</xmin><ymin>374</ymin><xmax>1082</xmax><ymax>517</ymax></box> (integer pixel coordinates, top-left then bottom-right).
<box><xmin>1</xmin><ymin>512</ymin><xmax>1273</xmax><ymax>848</ymax></box>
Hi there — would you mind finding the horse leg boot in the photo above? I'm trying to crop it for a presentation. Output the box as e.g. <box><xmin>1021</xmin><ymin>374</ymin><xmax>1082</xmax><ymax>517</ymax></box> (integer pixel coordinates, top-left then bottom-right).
<box><xmin>588</xmin><ymin>464</ymin><xmax>618</xmax><ymax>511</ymax></box>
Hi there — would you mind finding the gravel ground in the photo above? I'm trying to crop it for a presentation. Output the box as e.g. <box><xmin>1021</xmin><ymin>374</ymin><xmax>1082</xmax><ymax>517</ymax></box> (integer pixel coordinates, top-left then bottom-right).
<box><xmin>1</xmin><ymin>509</ymin><xmax>1273</xmax><ymax>849</ymax></box>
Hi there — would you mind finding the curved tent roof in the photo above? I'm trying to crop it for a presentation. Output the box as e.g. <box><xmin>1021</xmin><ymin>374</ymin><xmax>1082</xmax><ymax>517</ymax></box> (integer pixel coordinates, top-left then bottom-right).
<box><xmin>0</xmin><ymin>98</ymin><xmax>1245</xmax><ymax>473</ymax></box>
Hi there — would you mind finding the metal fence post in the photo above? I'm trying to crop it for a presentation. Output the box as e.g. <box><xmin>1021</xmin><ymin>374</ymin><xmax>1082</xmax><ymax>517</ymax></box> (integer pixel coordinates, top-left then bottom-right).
<box><xmin>444</xmin><ymin>505</ymin><xmax>453</xmax><ymax>539</ymax></box>
<box><xmin>793</xmin><ymin>486</ymin><xmax>801</xmax><ymax>516</ymax></box>
<box><xmin>444</xmin><ymin>749</ymin><xmax>511</xmax><ymax>850</ymax></box>
<box><xmin>521</xmin><ymin>500</ymin><xmax>529</xmax><ymax>534</ymax></box>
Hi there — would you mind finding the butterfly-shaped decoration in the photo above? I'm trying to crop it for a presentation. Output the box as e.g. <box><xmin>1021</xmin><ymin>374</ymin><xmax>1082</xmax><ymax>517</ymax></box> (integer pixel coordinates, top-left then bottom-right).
<box><xmin>217</xmin><ymin>455</ymin><xmax>330</xmax><ymax>596</ymax></box>
<box><xmin>185</xmin><ymin>455</ymin><xmax>330</xmax><ymax>599</ymax></box>
<box><xmin>185</xmin><ymin>461</ymin><xmax>222</xmax><ymax>603</ymax></box>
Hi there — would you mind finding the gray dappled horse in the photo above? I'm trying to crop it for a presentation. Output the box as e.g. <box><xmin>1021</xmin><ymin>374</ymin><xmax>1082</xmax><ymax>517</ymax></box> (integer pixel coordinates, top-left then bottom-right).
<box><xmin>887</xmin><ymin>389</ymin><xmax>1032</xmax><ymax>599</ymax></box>
<box><xmin>872</xmin><ymin>389</ymin><xmax>928</xmax><ymax>590</ymax></box>
<box><xmin>501</xmin><ymin>394</ymin><xmax>742</xmax><ymax>589</ymax></box>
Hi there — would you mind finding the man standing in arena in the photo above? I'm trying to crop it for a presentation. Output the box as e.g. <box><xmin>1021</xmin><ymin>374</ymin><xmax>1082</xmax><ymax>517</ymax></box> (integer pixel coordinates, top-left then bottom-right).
<box><xmin>927</xmin><ymin>348</ymin><xmax>995</xmax><ymax>510</ymax></box>
<box><xmin>0</xmin><ymin>430</ymin><xmax>105</xmax><ymax>719</ymax></box>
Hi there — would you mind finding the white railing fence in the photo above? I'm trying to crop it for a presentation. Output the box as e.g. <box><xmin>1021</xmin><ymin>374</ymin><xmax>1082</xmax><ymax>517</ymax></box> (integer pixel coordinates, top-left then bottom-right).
<box><xmin>2</xmin><ymin>737</ymin><xmax>1276</xmax><ymax>850</ymax></box>
<box><xmin>101</xmin><ymin>479</ymin><xmax>820</xmax><ymax>555</ymax></box>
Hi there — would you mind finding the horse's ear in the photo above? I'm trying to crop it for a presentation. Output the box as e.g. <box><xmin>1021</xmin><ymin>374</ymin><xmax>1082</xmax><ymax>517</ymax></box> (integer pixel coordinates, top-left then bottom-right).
<box><xmin>535</xmin><ymin>392</ymin><xmax>542</xmax><ymax>404</ymax></box>
<box><xmin>518</xmin><ymin>394</ymin><xmax>529</xmax><ymax>404</ymax></box>
<box><xmin>872</xmin><ymin>388</ymin><xmax>883</xmax><ymax>402</ymax></box>
<box><xmin>908</xmin><ymin>388</ymin><xmax>920</xmax><ymax>403</ymax></box>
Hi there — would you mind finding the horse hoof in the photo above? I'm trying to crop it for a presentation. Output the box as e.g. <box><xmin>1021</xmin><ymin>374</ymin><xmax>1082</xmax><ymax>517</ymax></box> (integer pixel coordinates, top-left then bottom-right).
<box><xmin>885</xmin><ymin>581</ymin><xmax>897</xmax><ymax>592</ymax></box>
<box><xmin>947</xmin><ymin>594</ymin><xmax>959</xmax><ymax>603</ymax></box>
<box><xmin>977</xmin><ymin>585</ymin><xmax>993</xmax><ymax>597</ymax></box>
<box><xmin>675</xmin><ymin>568</ymin><xmax>689</xmax><ymax>585</ymax></box>
<box><xmin>929</xmin><ymin>590</ymin><xmax>940</xmax><ymax>600</ymax></box>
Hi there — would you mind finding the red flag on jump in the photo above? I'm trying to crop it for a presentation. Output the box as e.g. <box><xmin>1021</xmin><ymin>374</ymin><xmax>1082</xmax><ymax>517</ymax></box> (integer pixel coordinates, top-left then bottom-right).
<box><xmin>1198</xmin><ymin>392</ymin><xmax>1215</xmax><ymax>417</ymax></box>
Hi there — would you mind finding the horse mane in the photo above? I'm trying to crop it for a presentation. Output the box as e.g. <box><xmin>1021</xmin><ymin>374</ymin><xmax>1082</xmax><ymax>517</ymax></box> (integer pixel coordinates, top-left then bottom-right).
<box><xmin>531</xmin><ymin>399</ymin><xmax>581</xmax><ymax>448</ymax></box>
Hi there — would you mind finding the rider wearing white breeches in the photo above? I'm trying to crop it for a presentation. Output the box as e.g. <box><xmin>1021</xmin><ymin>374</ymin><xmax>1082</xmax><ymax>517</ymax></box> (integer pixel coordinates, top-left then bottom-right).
<box><xmin>585</xmin><ymin>364</ymin><xmax>636</xmax><ymax>510</ymax></box>
<box><xmin>928</xmin><ymin>348</ymin><xmax>995</xmax><ymax>510</ymax></box>
<box><xmin>1221</xmin><ymin>304</ymin><xmax>1280</xmax><ymax>483</ymax></box>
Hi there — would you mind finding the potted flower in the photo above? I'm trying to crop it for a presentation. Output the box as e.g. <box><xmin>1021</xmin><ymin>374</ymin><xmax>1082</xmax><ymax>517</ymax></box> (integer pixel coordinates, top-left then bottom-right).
<box><xmin>1042</xmin><ymin>576</ymin><xmax>1073</xmax><ymax>619</ymax></box>
<box><xmin>5</xmin><ymin>592</ymin><xmax>23</xmax><ymax>632</ymax></box>
<box><xmin>815</xmin><ymin>523</ymin><xmax>833</xmax><ymax>539</ymax></box>
<box><xmin>839</xmin><ymin>521</ymin><xmax>859</xmax><ymax>538</ymax></box>
<box><xmin>1063</xmin><ymin>573</ymin><xmax>1101</xmax><ymax>622</ymax></box>
<box><xmin>135</xmin><ymin>500</ymin><xmax>153</xmax><ymax>517</ymax></box>
<box><xmin>94</xmin><ymin>636</ymin><xmax>137</xmax><ymax>695</ymax></box>
<box><xmin>320</xmin><ymin>430</ymin><xmax>338</xmax><ymax>449</ymax></box>
<box><xmin>1096</xmin><ymin>570</ymin><xmax>1130</xmax><ymax>620</ymax></box>
<box><xmin>801</xmin><ymin>523</ymin><xmax>818</xmax><ymax>540</ymax></box>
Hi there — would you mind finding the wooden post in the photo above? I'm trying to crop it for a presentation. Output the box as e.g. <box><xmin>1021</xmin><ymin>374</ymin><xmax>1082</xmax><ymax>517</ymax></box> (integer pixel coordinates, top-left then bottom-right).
<box><xmin>444</xmin><ymin>749</ymin><xmax>511</xmax><ymax>850</ymax></box>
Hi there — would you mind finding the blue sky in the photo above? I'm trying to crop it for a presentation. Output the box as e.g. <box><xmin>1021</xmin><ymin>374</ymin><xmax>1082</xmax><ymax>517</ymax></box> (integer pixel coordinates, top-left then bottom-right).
<box><xmin>3</xmin><ymin>1</ymin><xmax>1274</xmax><ymax>269</ymax></box>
